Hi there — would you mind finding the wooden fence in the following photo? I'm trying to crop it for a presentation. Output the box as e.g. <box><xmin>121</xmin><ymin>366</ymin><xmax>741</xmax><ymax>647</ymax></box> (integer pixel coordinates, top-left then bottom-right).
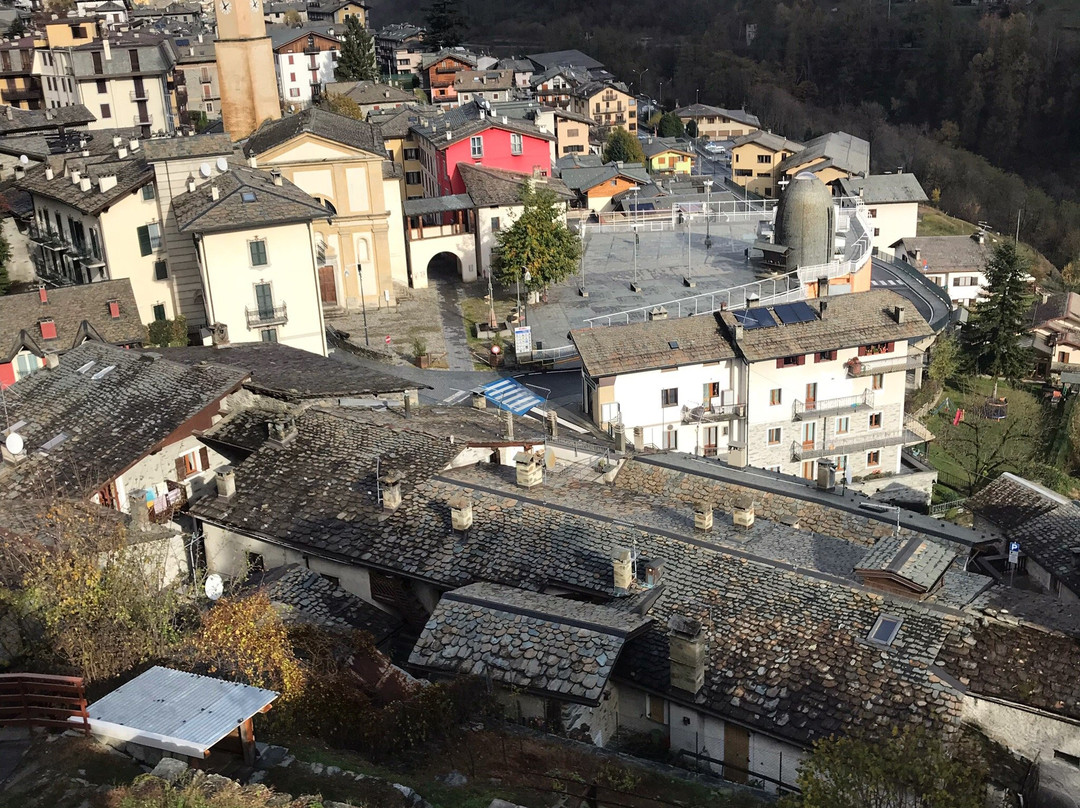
<box><xmin>0</xmin><ymin>673</ymin><xmax>90</xmax><ymax>733</ymax></box>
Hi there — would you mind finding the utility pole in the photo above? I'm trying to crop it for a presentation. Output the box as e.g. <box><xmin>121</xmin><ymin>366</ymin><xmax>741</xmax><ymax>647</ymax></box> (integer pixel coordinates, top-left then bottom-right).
<box><xmin>356</xmin><ymin>264</ymin><xmax>370</xmax><ymax>346</ymax></box>
<box><xmin>684</xmin><ymin>210</ymin><xmax>695</xmax><ymax>287</ymax></box>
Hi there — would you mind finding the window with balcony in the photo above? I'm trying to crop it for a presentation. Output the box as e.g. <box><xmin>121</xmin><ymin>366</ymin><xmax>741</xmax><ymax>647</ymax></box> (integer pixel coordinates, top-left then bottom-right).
<box><xmin>470</xmin><ymin>135</ymin><xmax>483</xmax><ymax>158</ymax></box>
<box><xmin>859</xmin><ymin>341</ymin><xmax>895</xmax><ymax>356</ymax></box>
<box><xmin>767</xmin><ymin>428</ymin><xmax>781</xmax><ymax>445</ymax></box>
<box><xmin>249</xmin><ymin>239</ymin><xmax>269</xmax><ymax>267</ymax></box>
<box><xmin>510</xmin><ymin>133</ymin><xmax>522</xmax><ymax>155</ymax></box>
<box><xmin>661</xmin><ymin>388</ymin><xmax>678</xmax><ymax>407</ymax></box>
<box><xmin>704</xmin><ymin>381</ymin><xmax>720</xmax><ymax>400</ymax></box>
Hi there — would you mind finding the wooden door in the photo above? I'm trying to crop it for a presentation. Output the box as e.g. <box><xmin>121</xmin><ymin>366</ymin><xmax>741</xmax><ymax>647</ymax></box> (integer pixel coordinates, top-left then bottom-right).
<box><xmin>318</xmin><ymin>266</ymin><xmax>337</xmax><ymax>306</ymax></box>
<box><xmin>802</xmin><ymin>460</ymin><xmax>815</xmax><ymax>480</ymax></box>
<box><xmin>723</xmin><ymin>723</ymin><xmax>750</xmax><ymax>784</ymax></box>
<box><xmin>805</xmin><ymin>382</ymin><xmax>817</xmax><ymax>409</ymax></box>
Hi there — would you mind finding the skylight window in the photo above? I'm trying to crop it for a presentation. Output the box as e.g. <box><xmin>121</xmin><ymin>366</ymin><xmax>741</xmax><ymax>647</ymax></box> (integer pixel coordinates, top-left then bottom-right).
<box><xmin>76</xmin><ymin>361</ymin><xmax>96</xmax><ymax>374</ymax></box>
<box><xmin>241</xmin><ymin>191</ymin><xmax>257</xmax><ymax>203</ymax></box>
<box><xmin>669</xmin><ymin>340</ymin><xmax>679</xmax><ymax>350</ymax></box>
<box><xmin>868</xmin><ymin>615</ymin><xmax>902</xmax><ymax>646</ymax></box>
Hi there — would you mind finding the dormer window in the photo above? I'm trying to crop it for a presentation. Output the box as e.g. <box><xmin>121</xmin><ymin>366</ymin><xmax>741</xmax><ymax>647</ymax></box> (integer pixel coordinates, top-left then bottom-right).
<box><xmin>39</xmin><ymin>319</ymin><xmax>57</xmax><ymax>340</ymax></box>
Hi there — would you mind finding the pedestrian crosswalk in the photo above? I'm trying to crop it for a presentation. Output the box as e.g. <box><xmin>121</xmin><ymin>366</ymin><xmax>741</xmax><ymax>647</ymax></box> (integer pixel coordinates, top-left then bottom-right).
<box><xmin>871</xmin><ymin>278</ymin><xmax>904</xmax><ymax>287</ymax></box>
<box><xmin>441</xmin><ymin>388</ymin><xmax>471</xmax><ymax>404</ymax></box>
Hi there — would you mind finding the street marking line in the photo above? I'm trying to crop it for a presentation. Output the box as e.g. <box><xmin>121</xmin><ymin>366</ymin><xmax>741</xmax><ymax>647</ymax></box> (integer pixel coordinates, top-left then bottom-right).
<box><xmin>442</xmin><ymin>389</ymin><xmax>471</xmax><ymax>404</ymax></box>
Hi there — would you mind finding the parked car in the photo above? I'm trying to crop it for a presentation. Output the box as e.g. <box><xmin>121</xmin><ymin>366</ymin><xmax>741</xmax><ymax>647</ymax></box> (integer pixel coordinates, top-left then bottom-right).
<box><xmin>705</xmin><ymin>143</ymin><xmax>727</xmax><ymax>154</ymax></box>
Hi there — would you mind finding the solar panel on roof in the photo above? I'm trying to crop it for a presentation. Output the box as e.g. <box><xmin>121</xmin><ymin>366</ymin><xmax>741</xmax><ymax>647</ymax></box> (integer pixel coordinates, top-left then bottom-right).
<box><xmin>773</xmin><ymin>301</ymin><xmax>817</xmax><ymax>325</ymax></box>
<box><xmin>734</xmin><ymin>308</ymin><xmax>777</xmax><ymax>330</ymax></box>
<box><xmin>790</xmin><ymin>301</ymin><xmax>817</xmax><ymax>323</ymax></box>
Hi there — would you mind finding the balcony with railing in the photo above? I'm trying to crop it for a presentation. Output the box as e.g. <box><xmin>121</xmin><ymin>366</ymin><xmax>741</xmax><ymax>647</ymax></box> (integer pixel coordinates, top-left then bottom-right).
<box><xmin>246</xmin><ymin>302</ymin><xmax>288</xmax><ymax>328</ymax></box>
<box><xmin>28</xmin><ymin>224</ymin><xmax>66</xmax><ymax>251</ymax></box>
<box><xmin>133</xmin><ymin>112</ymin><xmax>153</xmax><ymax>127</ymax></box>
<box><xmin>792</xmin><ymin>389</ymin><xmax>874</xmax><ymax>420</ymax></box>
<box><xmin>846</xmin><ymin>353</ymin><xmax>924</xmax><ymax>378</ymax></box>
<box><xmin>148</xmin><ymin>479</ymin><xmax>188</xmax><ymax>524</ymax></box>
<box><xmin>130</xmin><ymin>88</ymin><xmax>150</xmax><ymax>101</ymax></box>
<box><xmin>681</xmin><ymin>402</ymin><xmax>745</xmax><ymax>424</ymax></box>
<box><xmin>792</xmin><ymin>429</ymin><xmax>913</xmax><ymax>461</ymax></box>
<box><xmin>73</xmin><ymin>244</ymin><xmax>106</xmax><ymax>268</ymax></box>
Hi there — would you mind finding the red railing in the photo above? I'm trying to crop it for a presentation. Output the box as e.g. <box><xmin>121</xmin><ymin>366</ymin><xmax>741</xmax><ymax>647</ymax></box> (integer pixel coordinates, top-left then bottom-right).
<box><xmin>0</xmin><ymin>673</ymin><xmax>90</xmax><ymax>733</ymax></box>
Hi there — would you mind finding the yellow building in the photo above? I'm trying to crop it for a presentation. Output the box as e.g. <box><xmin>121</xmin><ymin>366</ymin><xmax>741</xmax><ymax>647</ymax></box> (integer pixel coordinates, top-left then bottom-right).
<box><xmin>369</xmin><ymin>104</ymin><xmax>435</xmax><ymax>201</ymax></box>
<box><xmin>215</xmin><ymin>0</ymin><xmax>281</xmax><ymax>141</ymax></box>
<box><xmin>245</xmin><ymin>108</ymin><xmax>408</xmax><ymax>312</ymax></box>
<box><xmin>570</xmin><ymin>80</ymin><xmax>636</xmax><ymax>132</ymax></box>
<box><xmin>641</xmin><ymin>137</ymin><xmax>694</xmax><ymax>175</ymax></box>
<box><xmin>308</xmin><ymin>0</ymin><xmax>368</xmax><ymax>26</ymax></box>
<box><xmin>730</xmin><ymin>131</ymin><xmax>803</xmax><ymax>198</ymax></box>
<box><xmin>673</xmin><ymin>104</ymin><xmax>760</xmax><ymax>140</ymax></box>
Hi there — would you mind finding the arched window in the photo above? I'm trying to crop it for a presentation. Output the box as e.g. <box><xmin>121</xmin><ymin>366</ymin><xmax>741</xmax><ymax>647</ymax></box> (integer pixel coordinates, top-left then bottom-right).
<box><xmin>316</xmin><ymin>197</ymin><xmax>337</xmax><ymax>215</ymax></box>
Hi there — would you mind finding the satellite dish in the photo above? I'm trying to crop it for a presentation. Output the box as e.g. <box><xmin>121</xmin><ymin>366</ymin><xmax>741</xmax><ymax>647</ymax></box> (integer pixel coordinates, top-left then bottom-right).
<box><xmin>18</xmin><ymin>154</ymin><xmax>28</xmax><ymax>165</ymax></box>
<box><xmin>199</xmin><ymin>162</ymin><xmax>211</xmax><ymax>178</ymax></box>
<box><xmin>4</xmin><ymin>432</ymin><xmax>23</xmax><ymax>455</ymax></box>
<box><xmin>215</xmin><ymin>156</ymin><xmax>228</xmax><ymax>172</ymax></box>
<box><xmin>544</xmin><ymin>446</ymin><xmax>557</xmax><ymax>471</ymax></box>
<box><xmin>204</xmin><ymin>573</ymin><xmax>224</xmax><ymax>601</ymax></box>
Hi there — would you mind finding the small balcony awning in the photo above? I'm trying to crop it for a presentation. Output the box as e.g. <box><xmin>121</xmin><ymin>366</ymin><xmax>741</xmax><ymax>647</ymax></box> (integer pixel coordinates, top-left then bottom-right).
<box><xmin>482</xmin><ymin>377</ymin><xmax>543</xmax><ymax>416</ymax></box>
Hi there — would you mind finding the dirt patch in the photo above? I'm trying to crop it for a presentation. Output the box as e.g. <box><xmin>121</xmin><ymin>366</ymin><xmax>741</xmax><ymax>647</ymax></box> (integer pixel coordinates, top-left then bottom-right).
<box><xmin>328</xmin><ymin>285</ymin><xmax>451</xmax><ymax>369</ymax></box>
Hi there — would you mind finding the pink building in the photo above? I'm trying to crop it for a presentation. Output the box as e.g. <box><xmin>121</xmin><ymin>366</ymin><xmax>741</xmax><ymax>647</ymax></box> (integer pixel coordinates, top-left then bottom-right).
<box><xmin>411</xmin><ymin>103</ymin><xmax>553</xmax><ymax>197</ymax></box>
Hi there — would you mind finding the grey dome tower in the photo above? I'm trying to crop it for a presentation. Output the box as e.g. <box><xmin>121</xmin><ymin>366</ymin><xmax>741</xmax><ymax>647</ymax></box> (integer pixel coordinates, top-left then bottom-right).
<box><xmin>774</xmin><ymin>172</ymin><xmax>835</xmax><ymax>272</ymax></box>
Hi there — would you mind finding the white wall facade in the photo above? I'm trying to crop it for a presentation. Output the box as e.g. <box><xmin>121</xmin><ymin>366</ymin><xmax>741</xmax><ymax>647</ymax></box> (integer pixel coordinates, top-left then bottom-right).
<box><xmin>961</xmin><ymin>695</ymin><xmax>1080</xmax><ymax>763</ymax></box>
<box><xmin>197</xmin><ymin>220</ymin><xmax>327</xmax><ymax>355</ymax></box>
<box><xmin>80</xmin><ymin>74</ymin><xmax>173</xmax><ymax>133</ymax></box>
<box><xmin>866</xmin><ymin>201</ymin><xmax>918</xmax><ymax>258</ymax></box>
<box><xmin>34</xmin><ymin>50</ymin><xmax>79</xmax><ymax>109</ymax></box>
<box><xmin>277</xmin><ymin>50</ymin><xmax>337</xmax><ymax>109</ymax></box>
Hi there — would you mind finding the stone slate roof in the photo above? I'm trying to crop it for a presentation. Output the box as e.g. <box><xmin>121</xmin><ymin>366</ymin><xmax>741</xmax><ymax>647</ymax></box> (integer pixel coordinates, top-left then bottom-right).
<box><xmin>142</xmin><ymin>134</ymin><xmax>233</xmax><ymax>162</ymax></box>
<box><xmin>172</xmin><ymin>165</ymin><xmax>327</xmax><ymax>233</ymax></box>
<box><xmin>571</xmin><ymin>313</ymin><xmax>736</xmax><ymax>378</ymax></box>
<box><xmin>453</xmin><ymin>69</ymin><xmax>514</xmax><ymax>92</ymax></box>
<box><xmin>835</xmin><ymin>173</ymin><xmax>928</xmax><ymax>205</ymax></box>
<box><xmin>410</xmin><ymin>101</ymin><xmax>553</xmax><ymax>149</ymax></box>
<box><xmin>1031</xmin><ymin>292</ymin><xmax>1080</xmax><ymax>330</ymax></box>
<box><xmin>558</xmin><ymin>162</ymin><xmax>650</xmax><ymax>193</ymax></box>
<box><xmin>968</xmin><ymin>472</ymin><xmax>1080</xmax><ymax>597</ymax></box>
<box><xmin>525</xmin><ymin>50</ymin><xmax>603</xmax><ymax>73</ymax></box>
<box><xmin>410</xmin><ymin>582</ymin><xmax>650</xmax><ymax>705</ymax></box>
<box><xmin>640</xmin><ymin>137</ymin><xmax>694</xmax><ymax>159</ymax></box>
<box><xmin>854</xmin><ymin>535</ymin><xmax>956</xmax><ymax>593</ymax></box>
<box><xmin>144</xmin><ymin>343</ymin><xmax>423</xmax><ymax>400</ymax></box>
<box><xmin>717</xmin><ymin>290</ymin><xmax>933</xmax><ymax>362</ymax></box>
<box><xmin>0</xmin><ymin>343</ymin><xmax>247</xmax><ymax>500</ymax></box>
<box><xmin>419</xmin><ymin>49</ymin><xmax>478</xmax><ymax>70</ymax></box>
<box><xmin>17</xmin><ymin>151</ymin><xmax>153</xmax><ymax>217</ymax></box>
<box><xmin>673</xmin><ymin>104</ymin><xmax>760</xmax><ymax>129</ymax></box>
<box><xmin>253</xmin><ymin>563</ymin><xmax>402</xmax><ymax>643</ymax></box>
<box><xmin>325</xmin><ymin>81</ymin><xmax>415</xmax><ymax>106</ymax></box>
<box><xmin>458</xmin><ymin>163</ymin><xmax>572</xmax><ymax>207</ymax></box>
<box><xmin>890</xmin><ymin>235</ymin><xmax>995</xmax><ymax>273</ymax></box>
<box><xmin>244</xmin><ymin>107</ymin><xmax>387</xmax><ymax>159</ymax></box>
<box><xmin>268</xmin><ymin>24</ymin><xmax>339</xmax><ymax>50</ymax></box>
<box><xmin>938</xmin><ymin>620</ymin><xmax>1080</xmax><ymax>721</ymax></box>
<box><xmin>198</xmin><ymin>409</ymin><xmax>278</xmax><ymax>456</ymax></box>
<box><xmin>190</xmin><ymin>407</ymin><xmax>464</xmax><ymax>554</ymax></box>
<box><xmin>0</xmin><ymin>104</ymin><xmax>95</xmax><ymax>136</ymax></box>
<box><xmin>732</xmin><ymin>130</ymin><xmax>803</xmax><ymax>154</ymax></box>
<box><xmin>0</xmin><ymin>279</ymin><xmax>145</xmax><ymax>363</ymax></box>
<box><xmin>366</xmin><ymin>104</ymin><xmax>439</xmax><ymax>139</ymax></box>
<box><xmin>776</xmin><ymin>131</ymin><xmax>869</xmax><ymax>177</ymax></box>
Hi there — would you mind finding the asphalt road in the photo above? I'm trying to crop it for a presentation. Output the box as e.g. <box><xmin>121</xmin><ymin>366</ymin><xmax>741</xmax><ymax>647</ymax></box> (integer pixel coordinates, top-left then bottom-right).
<box><xmin>869</xmin><ymin>257</ymin><xmax>951</xmax><ymax>328</ymax></box>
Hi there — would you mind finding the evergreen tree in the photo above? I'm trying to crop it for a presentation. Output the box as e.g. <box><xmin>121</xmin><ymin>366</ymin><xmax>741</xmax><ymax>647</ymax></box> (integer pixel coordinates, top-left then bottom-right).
<box><xmin>335</xmin><ymin>16</ymin><xmax>378</xmax><ymax>82</ymax></box>
<box><xmin>425</xmin><ymin>0</ymin><xmax>464</xmax><ymax>49</ymax></box>
<box><xmin>959</xmin><ymin>240</ymin><xmax>1033</xmax><ymax>382</ymax></box>
<box><xmin>657</xmin><ymin>112</ymin><xmax>685</xmax><ymax>138</ymax></box>
<box><xmin>492</xmin><ymin>186</ymin><xmax>581</xmax><ymax>294</ymax></box>
<box><xmin>602</xmin><ymin>128</ymin><xmax>646</xmax><ymax>164</ymax></box>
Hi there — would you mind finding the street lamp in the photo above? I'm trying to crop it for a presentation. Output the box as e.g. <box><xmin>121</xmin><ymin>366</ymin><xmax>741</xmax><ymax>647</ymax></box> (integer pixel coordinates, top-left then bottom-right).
<box><xmin>517</xmin><ymin>267</ymin><xmax>532</xmax><ymax>326</ymax></box>
<box><xmin>349</xmin><ymin>265</ymin><xmax>369</xmax><ymax>346</ymax></box>
<box><xmin>704</xmin><ymin>178</ymin><xmax>713</xmax><ymax>250</ymax></box>
<box><xmin>631</xmin><ymin>223</ymin><xmax>640</xmax><ymax>292</ymax></box>
<box><xmin>685</xmin><ymin>210</ymin><xmax>694</xmax><ymax>287</ymax></box>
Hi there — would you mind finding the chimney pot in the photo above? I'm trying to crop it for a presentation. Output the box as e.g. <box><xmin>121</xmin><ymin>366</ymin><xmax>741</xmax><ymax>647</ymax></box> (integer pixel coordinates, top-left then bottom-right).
<box><xmin>118</xmin><ymin>146</ymin><xmax>128</xmax><ymax>159</ymax></box>
<box><xmin>211</xmin><ymin>184</ymin><xmax>220</xmax><ymax>201</ymax></box>
<box><xmin>471</xmin><ymin>391</ymin><xmax>487</xmax><ymax>409</ymax></box>
<box><xmin>129</xmin><ymin>138</ymin><xmax>139</xmax><ymax>151</ymax></box>
<box><xmin>733</xmin><ymin>495</ymin><xmax>755</xmax><ymax>529</ymax></box>
<box><xmin>38</xmin><ymin>286</ymin><xmax>47</xmax><ymax>303</ymax></box>
<box><xmin>79</xmin><ymin>177</ymin><xmax>91</xmax><ymax>192</ymax></box>
<box><xmin>380</xmin><ymin>470</ymin><xmax>404</xmax><ymax>511</ymax></box>
<box><xmin>611</xmin><ymin>546</ymin><xmax>634</xmax><ymax>594</ymax></box>
<box><xmin>71</xmin><ymin>168</ymin><xmax>81</xmax><ymax>185</ymax></box>
<box><xmin>448</xmin><ymin>492</ymin><xmax>473</xmax><ymax>531</ymax></box>
<box><xmin>270</xmin><ymin>169</ymin><xmax>282</xmax><ymax>186</ymax></box>
<box><xmin>514</xmin><ymin>451</ymin><xmax>542</xmax><ymax>488</ymax></box>
<box><xmin>13</xmin><ymin>165</ymin><xmax>24</xmax><ymax>180</ymax></box>
<box><xmin>45</xmin><ymin>166</ymin><xmax>54</xmax><ymax>180</ymax></box>
<box><xmin>187</xmin><ymin>176</ymin><xmax>196</xmax><ymax>192</ymax></box>
<box><xmin>216</xmin><ymin>465</ymin><xmax>236</xmax><ymax>498</ymax></box>
<box><xmin>3</xmin><ymin>106</ymin><xmax>11</xmax><ymax>121</ymax></box>
<box><xmin>44</xmin><ymin>352</ymin><xmax>59</xmax><ymax>369</ymax></box>
<box><xmin>247</xmin><ymin>155</ymin><xmax>257</xmax><ymax>168</ymax></box>
<box><xmin>693</xmin><ymin>500</ymin><xmax>713</xmax><ymax>531</ymax></box>
<box><xmin>98</xmin><ymin>174</ymin><xmax>117</xmax><ymax>192</ymax></box>
<box><xmin>894</xmin><ymin>304</ymin><xmax>905</xmax><ymax>324</ymax></box>
<box><xmin>667</xmin><ymin>614</ymin><xmax>706</xmax><ymax>694</ymax></box>
<box><xmin>112</xmin><ymin>135</ymin><xmax>122</xmax><ymax>147</ymax></box>
<box><xmin>267</xmin><ymin>416</ymin><xmax>297</xmax><ymax>447</ymax></box>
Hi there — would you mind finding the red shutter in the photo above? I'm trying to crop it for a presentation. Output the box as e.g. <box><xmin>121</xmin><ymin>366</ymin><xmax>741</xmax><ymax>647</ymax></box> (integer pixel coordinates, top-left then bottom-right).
<box><xmin>199</xmin><ymin>447</ymin><xmax>209</xmax><ymax>472</ymax></box>
<box><xmin>175</xmin><ymin>456</ymin><xmax>187</xmax><ymax>480</ymax></box>
<box><xmin>797</xmin><ymin>354</ymin><xmax>806</xmax><ymax>365</ymax></box>
<box><xmin>887</xmin><ymin>341</ymin><xmax>895</xmax><ymax>353</ymax></box>
<box><xmin>858</xmin><ymin>345</ymin><xmax>867</xmax><ymax>357</ymax></box>
<box><xmin>776</xmin><ymin>358</ymin><xmax>785</xmax><ymax>369</ymax></box>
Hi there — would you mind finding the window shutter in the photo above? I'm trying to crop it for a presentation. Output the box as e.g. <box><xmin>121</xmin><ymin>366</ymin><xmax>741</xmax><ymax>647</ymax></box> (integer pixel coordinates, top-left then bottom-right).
<box><xmin>175</xmin><ymin>456</ymin><xmax>187</xmax><ymax>480</ymax></box>
<box><xmin>137</xmin><ymin>225</ymin><xmax>151</xmax><ymax>256</ymax></box>
<box><xmin>797</xmin><ymin>354</ymin><xmax>806</xmax><ymax>365</ymax></box>
<box><xmin>858</xmin><ymin>345</ymin><xmax>867</xmax><ymax>357</ymax></box>
<box><xmin>776</xmin><ymin>358</ymin><xmax>784</xmax><ymax>369</ymax></box>
<box><xmin>199</xmin><ymin>447</ymin><xmax>209</xmax><ymax>472</ymax></box>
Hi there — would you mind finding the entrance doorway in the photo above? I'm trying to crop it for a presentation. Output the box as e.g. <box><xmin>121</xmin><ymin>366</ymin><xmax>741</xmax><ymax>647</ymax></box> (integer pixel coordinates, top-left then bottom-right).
<box><xmin>318</xmin><ymin>266</ymin><xmax>337</xmax><ymax>306</ymax></box>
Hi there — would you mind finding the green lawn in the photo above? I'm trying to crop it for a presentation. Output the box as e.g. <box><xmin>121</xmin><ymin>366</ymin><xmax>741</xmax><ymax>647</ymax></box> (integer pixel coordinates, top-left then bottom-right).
<box><xmin>916</xmin><ymin>205</ymin><xmax>978</xmax><ymax>237</ymax></box>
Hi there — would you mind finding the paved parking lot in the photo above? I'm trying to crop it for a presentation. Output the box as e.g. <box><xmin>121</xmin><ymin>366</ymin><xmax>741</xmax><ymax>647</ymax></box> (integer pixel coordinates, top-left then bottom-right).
<box><xmin>525</xmin><ymin>215</ymin><xmax>774</xmax><ymax>347</ymax></box>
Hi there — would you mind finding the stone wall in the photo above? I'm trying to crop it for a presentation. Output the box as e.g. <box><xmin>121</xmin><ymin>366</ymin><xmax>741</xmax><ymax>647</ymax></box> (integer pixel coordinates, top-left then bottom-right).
<box><xmin>614</xmin><ymin>461</ymin><xmax>922</xmax><ymax>547</ymax></box>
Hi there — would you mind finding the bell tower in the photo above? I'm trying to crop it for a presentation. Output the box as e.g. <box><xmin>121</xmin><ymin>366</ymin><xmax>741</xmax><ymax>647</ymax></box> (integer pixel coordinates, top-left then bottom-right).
<box><xmin>214</xmin><ymin>0</ymin><xmax>281</xmax><ymax>141</ymax></box>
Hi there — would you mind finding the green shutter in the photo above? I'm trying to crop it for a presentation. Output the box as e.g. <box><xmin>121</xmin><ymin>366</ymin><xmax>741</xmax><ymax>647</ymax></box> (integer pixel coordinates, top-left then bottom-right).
<box><xmin>137</xmin><ymin>225</ymin><xmax>151</xmax><ymax>256</ymax></box>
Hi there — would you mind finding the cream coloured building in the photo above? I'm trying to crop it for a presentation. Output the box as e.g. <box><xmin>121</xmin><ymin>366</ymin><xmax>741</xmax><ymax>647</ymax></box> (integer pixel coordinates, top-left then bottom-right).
<box><xmin>730</xmin><ymin>131</ymin><xmax>803</xmax><ymax>198</ymax></box>
<box><xmin>834</xmin><ymin>173</ymin><xmax>927</xmax><ymax>258</ymax></box>
<box><xmin>244</xmin><ymin>108</ymin><xmax>407</xmax><ymax>311</ymax></box>
<box><xmin>171</xmin><ymin>164</ymin><xmax>329</xmax><ymax>355</ymax></box>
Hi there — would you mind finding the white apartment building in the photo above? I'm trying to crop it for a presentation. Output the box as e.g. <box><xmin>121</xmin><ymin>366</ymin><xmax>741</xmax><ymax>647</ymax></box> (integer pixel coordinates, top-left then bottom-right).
<box><xmin>834</xmin><ymin>173</ymin><xmax>927</xmax><ymax>258</ymax></box>
<box><xmin>271</xmin><ymin>27</ymin><xmax>339</xmax><ymax>109</ymax></box>
<box><xmin>573</xmin><ymin>290</ymin><xmax>934</xmax><ymax>481</ymax></box>
<box><xmin>891</xmin><ymin>232</ymin><xmax>995</xmax><ymax>308</ymax></box>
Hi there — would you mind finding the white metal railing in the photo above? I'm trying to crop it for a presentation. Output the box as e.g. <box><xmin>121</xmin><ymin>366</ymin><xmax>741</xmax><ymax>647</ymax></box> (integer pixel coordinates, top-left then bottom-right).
<box><xmin>583</xmin><ymin>198</ymin><xmax>873</xmax><ymax>328</ymax></box>
<box><xmin>792</xmin><ymin>389</ymin><xmax>874</xmax><ymax>419</ymax></box>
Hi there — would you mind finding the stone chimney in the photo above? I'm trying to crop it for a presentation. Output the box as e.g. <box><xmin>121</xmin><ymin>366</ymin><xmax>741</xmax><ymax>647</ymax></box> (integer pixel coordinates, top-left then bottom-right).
<box><xmin>733</xmin><ymin>495</ymin><xmax>755</xmax><ymax>529</ymax></box>
<box><xmin>504</xmin><ymin>408</ymin><xmax>514</xmax><ymax>440</ymax></box>
<box><xmin>216</xmin><ymin>465</ymin><xmax>236</xmax><ymax>498</ymax></box>
<box><xmin>380</xmin><ymin>469</ymin><xmax>404</xmax><ymax>511</ymax></box>
<box><xmin>127</xmin><ymin>488</ymin><xmax>150</xmax><ymax>530</ymax></box>
<box><xmin>44</xmin><ymin>352</ymin><xmax>59</xmax><ymax>369</ymax></box>
<box><xmin>98</xmin><ymin>174</ymin><xmax>117</xmax><ymax>192</ymax></box>
<box><xmin>13</xmin><ymin>165</ymin><xmax>23</xmax><ymax>180</ymax></box>
<box><xmin>611</xmin><ymin>545</ymin><xmax>634</xmax><ymax>594</ymax></box>
<box><xmin>471</xmin><ymin>391</ymin><xmax>487</xmax><ymax>409</ymax></box>
<box><xmin>818</xmin><ymin>298</ymin><xmax>829</xmax><ymax>317</ymax></box>
<box><xmin>693</xmin><ymin>500</ymin><xmax>713</xmax><ymax>531</ymax></box>
<box><xmin>668</xmin><ymin>614</ymin><xmax>706</xmax><ymax>694</ymax></box>
<box><xmin>648</xmin><ymin>306</ymin><xmax>668</xmax><ymax>321</ymax></box>
<box><xmin>731</xmin><ymin>322</ymin><xmax>744</xmax><ymax>341</ymax></box>
<box><xmin>893</xmin><ymin>304</ymin><xmax>905</xmax><ymax>324</ymax></box>
<box><xmin>210</xmin><ymin>185</ymin><xmax>219</xmax><ymax>201</ymax></box>
<box><xmin>546</xmin><ymin>411</ymin><xmax>558</xmax><ymax>438</ymax></box>
<box><xmin>746</xmin><ymin>293</ymin><xmax>760</xmax><ymax>308</ymax></box>
<box><xmin>449</xmin><ymin>493</ymin><xmax>473</xmax><ymax>531</ymax></box>
<box><xmin>3</xmin><ymin>106</ymin><xmax>11</xmax><ymax>121</ymax></box>
<box><xmin>267</xmin><ymin>416</ymin><xmax>297</xmax><ymax>448</ymax></box>
<box><xmin>613</xmin><ymin>422</ymin><xmax>627</xmax><ymax>453</ymax></box>
<box><xmin>270</xmin><ymin>169</ymin><xmax>283</xmax><ymax>186</ymax></box>
<box><xmin>515</xmin><ymin>451</ymin><xmax>542</xmax><ymax>488</ymax></box>
<box><xmin>212</xmin><ymin>322</ymin><xmax>229</xmax><ymax>346</ymax></box>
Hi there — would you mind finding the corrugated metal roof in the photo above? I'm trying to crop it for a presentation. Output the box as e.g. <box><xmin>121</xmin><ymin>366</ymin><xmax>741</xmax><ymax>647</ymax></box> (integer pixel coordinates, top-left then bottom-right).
<box><xmin>83</xmin><ymin>667</ymin><xmax>277</xmax><ymax>755</ymax></box>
